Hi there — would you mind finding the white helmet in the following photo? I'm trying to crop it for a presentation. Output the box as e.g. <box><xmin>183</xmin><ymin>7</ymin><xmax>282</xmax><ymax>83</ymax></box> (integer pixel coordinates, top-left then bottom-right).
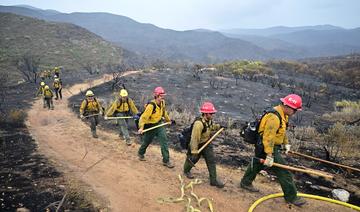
<box><xmin>86</xmin><ymin>90</ymin><xmax>94</xmax><ymax>97</ymax></box>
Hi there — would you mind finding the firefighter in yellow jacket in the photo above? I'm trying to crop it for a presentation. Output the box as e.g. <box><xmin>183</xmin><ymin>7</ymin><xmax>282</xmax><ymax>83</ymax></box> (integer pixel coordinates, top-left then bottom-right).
<box><xmin>80</xmin><ymin>90</ymin><xmax>104</xmax><ymax>138</ymax></box>
<box><xmin>137</xmin><ymin>86</ymin><xmax>175</xmax><ymax>168</ymax></box>
<box><xmin>53</xmin><ymin>78</ymin><xmax>62</xmax><ymax>100</ymax></box>
<box><xmin>36</xmin><ymin>81</ymin><xmax>47</xmax><ymax>108</ymax></box>
<box><xmin>240</xmin><ymin>94</ymin><xmax>306</xmax><ymax>207</ymax></box>
<box><xmin>43</xmin><ymin>85</ymin><xmax>54</xmax><ymax>110</ymax></box>
<box><xmin>54</xmin><ymin>66</ymin><xmax>61</xmax><ymax>78</ymax></box>
<box><xmin>183</xmin><ymin>102</ymin><xmax>224</xmax><ymax>188</ymax></box>
<box><xmin>105</xmin><ymin>89</ymin><xmax>139</xmax><ymax>145</ymax></box>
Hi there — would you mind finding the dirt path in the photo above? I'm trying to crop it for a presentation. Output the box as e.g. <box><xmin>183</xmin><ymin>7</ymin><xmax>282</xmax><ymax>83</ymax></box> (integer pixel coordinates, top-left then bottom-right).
<box><xmin>26</xmin><ymin>73</ymin><xmax>352</xmax><ymax>212</ymax></box>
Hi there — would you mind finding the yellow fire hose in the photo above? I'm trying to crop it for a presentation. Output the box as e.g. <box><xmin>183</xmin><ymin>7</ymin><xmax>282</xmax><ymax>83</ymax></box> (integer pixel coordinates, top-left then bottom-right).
<box><xmin>248</xmin><ymin>193</ymin><xmax>360</xmax><ymax>212</ymax></box>
<box><xmin>157</xmin><ymin>175</ymin><xmax>214</xmax><ymax>212</ymax></box>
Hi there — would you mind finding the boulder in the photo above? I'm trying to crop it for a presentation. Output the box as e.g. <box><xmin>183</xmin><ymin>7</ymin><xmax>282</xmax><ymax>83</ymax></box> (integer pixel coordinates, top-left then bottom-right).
<box><xmin>332</xmin><ymin>189</ymin><xmax>350</xmax><ymax>202</ymax></box>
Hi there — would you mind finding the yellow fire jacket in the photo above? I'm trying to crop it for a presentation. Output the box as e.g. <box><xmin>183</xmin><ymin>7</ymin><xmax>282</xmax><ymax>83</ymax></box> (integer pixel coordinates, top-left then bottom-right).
<box><xmin>105</xmin><ymin>97</ymin><xmax>139</xmax><ymax>116</ymax></box>
<box><xmin>43</xmin><ymin>89</ymin><xmax>53</xmax><ymax>98</ymax></box>
<box><xmin>190</xmin><ymin>117</ymin><xmax>221</xmax><ymax>154</ymax></box>
<box><xmin>79</xmin><ymin>98</ymin><xmax>102</xmax><ymax>115</ymax></box>
<box><xmin>36</xmin><ymin>85</ymin><xmax>45</xmax><ymax>96</ymax></box>
<box><xmin>138</xmin><ymin>99</ymin><xmax>170</xmax><ymax>129</ymax></box>
<box><xmin>53</xmin><ymin>81</ymin><xmax>62</xmax><ymax>89</ymax></box>
<box><xmin>258</xmin><ymin>105</ymin><xmax>289</xmax><ymax>154</ymax></box>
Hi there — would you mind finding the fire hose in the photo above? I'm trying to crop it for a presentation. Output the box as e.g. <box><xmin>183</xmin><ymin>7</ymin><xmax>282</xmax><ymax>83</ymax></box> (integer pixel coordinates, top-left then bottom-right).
<box><xmin>248</xmin><ymin>193</ymin><xmax>360</xmax><ymax>212</ymax></box>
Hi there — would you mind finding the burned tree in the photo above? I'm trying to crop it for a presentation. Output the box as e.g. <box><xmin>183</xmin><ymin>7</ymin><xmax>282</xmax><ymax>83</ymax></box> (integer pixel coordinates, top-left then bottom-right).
<box><xmin>192</xmin><ymin>64</ymin><xmax>203</xmax><ymax>81</ymax></box>
<box><xmin>106</xmin><ymin>64</ymin><xmax>128</xmax><ymax>91</ymax></box>
<box><xmin>16</xmin><ymin>52</ymin><xmax>40</xmax><ymax>83</ymax></box>
<box><xmin>83</xmin><ymin>63</ymin><xmax>97</xmax><ymax>75</ymax></box>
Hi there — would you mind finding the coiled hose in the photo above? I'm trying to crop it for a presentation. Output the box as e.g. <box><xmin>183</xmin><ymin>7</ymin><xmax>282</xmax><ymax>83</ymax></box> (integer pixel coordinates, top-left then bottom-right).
<box><xmin>248</xmin><ymin>193</ymin><xmax>360</xmax><ymax>212</ymax></box>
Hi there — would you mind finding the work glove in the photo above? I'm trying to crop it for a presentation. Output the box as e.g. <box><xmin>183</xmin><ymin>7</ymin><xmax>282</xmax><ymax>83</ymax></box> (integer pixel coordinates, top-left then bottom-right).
<box><xmin>133</xmin><ymin>114</ymin><xmax>140</xmax><ymax>120</ymax></box>
<box><xmin>80</xmin><ymin>114</ymin><xmax>84</xmax><ymax>119</ymax></box>
<box><xmin>171</xmin><ymin>120</ymin><xmax>176</xmax><ymax>125</ymax></box>
<box><xmin>263</xmin><ymin>155</ymin><xmax>274</xmax><ymax>167</ymax></box>
<box><xmin>284</xmin><ymin>144</ymin><xmax>291</xmax><ymax>155</ymax></box>
<box><xmin>99</xmin><ymin>110</ymin><xmax>103</xmax><ymax>116</ymax></box>
<box><xmin>189</xmin><ymin>154</ymin><xmax>198</xmax><ymax>163</ymax></box>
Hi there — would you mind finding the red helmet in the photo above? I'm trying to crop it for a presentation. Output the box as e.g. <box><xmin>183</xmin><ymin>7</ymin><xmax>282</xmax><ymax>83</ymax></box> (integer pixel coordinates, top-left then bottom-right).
<box><xmin>281</xmin><ymin>94</ymin><xmax>302</xmax><ymax>110</ymax></box>
<box><xmin>200</xmin><ymin>102</ymin><xmax>217</xmax><ymax>113</ymax></box>
<box><xmin>154</xmin><ymin>86</ymin><xmax>166</xmax><ymax>96</ymax></box>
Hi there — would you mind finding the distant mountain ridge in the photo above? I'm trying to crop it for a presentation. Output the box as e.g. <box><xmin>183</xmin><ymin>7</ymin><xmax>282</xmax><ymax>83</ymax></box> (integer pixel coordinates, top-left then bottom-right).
<box><xmin>0</xmin><ymin>5</ymin><xmax>270</xmax><ymax>62</ymax></box>
<box><xmin>1</xmin><ymin>5</ymin><xmax>360</xmax><ymax>61</ymax></box>
<box><xmin>221</xmin><ymin>25</ymin><xmax>345</xmax><ymax>36</ymax></box>
<box><xmin>221</xmin><ymin>25</ymin><xmax>360</xmax><ymax>58</ymax></box>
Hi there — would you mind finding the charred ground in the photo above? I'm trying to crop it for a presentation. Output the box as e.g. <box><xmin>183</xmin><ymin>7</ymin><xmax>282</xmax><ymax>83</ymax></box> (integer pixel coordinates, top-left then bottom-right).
<box><xmin>68</xmin><ymin>66</ymin><xmax>360</xmax><ymax>206</ymax></box>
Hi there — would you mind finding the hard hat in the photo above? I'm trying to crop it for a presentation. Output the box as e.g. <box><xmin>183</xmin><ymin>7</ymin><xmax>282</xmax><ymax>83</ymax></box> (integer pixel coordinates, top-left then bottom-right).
<box><xmin>54</xmin><ymin>75</ymin><xmax>58</xmax><ymax>78</ymax></box>
<box><xmin>86</xmin><ymin>90</ymin><xmax>94</xmax><ymax>97</ymax></box>
<box><xmin>153</xmin><ymin>86</ymin><xmax>166</xmax><ymax>96</ymax></box>
<box><xmin>119</xmin><ymin>89</ymin><xmax>128</xmax><ymax>97</ymax></box>
<box><xmin>200</xmin><ymin>102</ymin><xmax>217</xmax><ymax>113</ymax></box>
<box><xmin>44</xmin><ymin>85</ymin><xmax>49</xmax><ymax>89</ymax></box>
<box><xmin>40</xmin><ymin>82</ymin><xmax>45</xmax><ymax>86</ymax></box>
<box><xmin>281</xmin><ymin>94</ymin><xmax>302</xmax><ymax>110</ymax></box>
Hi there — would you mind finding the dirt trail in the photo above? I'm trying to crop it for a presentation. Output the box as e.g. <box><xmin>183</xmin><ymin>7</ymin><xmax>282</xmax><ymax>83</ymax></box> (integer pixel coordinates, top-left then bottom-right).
<box><xmin>26</xmin><ymin>73</ymin><xmax>352</xmax><ymax>212</ymax></box>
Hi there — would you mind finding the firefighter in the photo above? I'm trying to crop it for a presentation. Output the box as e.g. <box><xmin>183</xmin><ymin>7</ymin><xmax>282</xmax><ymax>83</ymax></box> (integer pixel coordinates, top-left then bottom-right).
<box><xmin>183</xmin><ymin>102</ymin><xmax>225</xmax><ymax>188</ymax></box>
<box><xmin>105</xmin><ymin>89</ymin><xmax>139</xmax><ymax>145</ymax></box>
<box><xmin>53</xmin><ymin>78</ymin><xmax>62</xmax><ymax>100</ymax></box>
<box><xmin>79</xmin><ymin>90</ymin><xmax>104</xmax><ymax>138</ymax></box>
<box><xmin>43</xmin><ymin>85</ymin><xmax>54</xmax><ymax>110</ymax></box>
<box><xmin>36</xmin><ymin>81</ymin><xmax>47</xmax><ymax>108</ymax></box>
<box><xmin>137</xmin><ymin>87</ymin><xmax>175</xmax><ymax>168</ymax></box>
<box><xmin>239</xmin><ymin>94</ymin><xmax>306</xmax><ymax>207</ymax></box>
<box><xmin>54</xmin><ymin>66</ymin><xmax>61</xmax><ymax>78</ymax></box>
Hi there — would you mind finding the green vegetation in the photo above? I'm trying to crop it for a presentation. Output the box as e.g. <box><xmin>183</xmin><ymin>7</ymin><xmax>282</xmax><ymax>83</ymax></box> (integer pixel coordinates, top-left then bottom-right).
<box><xmin>0</xmin><ymin>13</ymin><xmax>125</xmax><ymax>84</ymax></box>
<box><xmin>291</xmin><ymin>100</ymin><xmax>360</xmax><ymax>160</ymax></box>
<box><xmin>215</xmin><ymin>60</ymin><xmax>273</xmax><ymax>77</ymax></box>
<box><xmin>267</xmin><ymin>55</ymin><xmax>360</xmax><ymax>89</ymax></box>
<box><xmin>322</xmin><ymin>100</ymin><xmax>360</xmax><ymax>124</ymax></box>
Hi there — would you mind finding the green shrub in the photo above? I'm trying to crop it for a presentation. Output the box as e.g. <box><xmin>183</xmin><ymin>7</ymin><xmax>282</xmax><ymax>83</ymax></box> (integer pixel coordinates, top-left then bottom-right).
<box><xmin>320</xmin><ymin>122</ymin><xmax>360</xmax><ymax>159</ymax></box>
<box><xmin>323</xmin><ymin>100</ymin><xmax>360</xmax><ymax>123</ymax></box>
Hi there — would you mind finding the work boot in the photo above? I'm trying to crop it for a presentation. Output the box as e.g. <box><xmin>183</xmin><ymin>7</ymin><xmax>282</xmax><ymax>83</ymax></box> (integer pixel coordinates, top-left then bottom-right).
<box><xmin>210</xmin><ymin>179</ymin><xmax>225</xmax><ymax>188</ymax></box>
<box><xmin>184</xmin><ymin>171</ymin><xmax>194</xmax><ymax>179</ymax></box>
<box><xmin>92</xmin><ymin>131</ymin><xmax>98</xmax><ymax>138</ymax></box>
<box><xmin>125</xmin><ymin>138</ymin><xmax>132</xmax><ymax>146</ymax></box>
<box><xmin>163</xmin><ymin>161</ymin><xmax>175</xmax><ymax>168</ymax></box>
<box><xmin>287</xmin><ymin>197</ymin><xmax>306</xmax><ymax>207</ymax></box>
<box><xmin>138</xmin><ymin>154</ymin><xmax>146</xmax><ymax>161</ymax></box>
<box><xmin>240</xmin><ymin>183</ymin><xmax>259</xmax><ymax>192</ymax></box>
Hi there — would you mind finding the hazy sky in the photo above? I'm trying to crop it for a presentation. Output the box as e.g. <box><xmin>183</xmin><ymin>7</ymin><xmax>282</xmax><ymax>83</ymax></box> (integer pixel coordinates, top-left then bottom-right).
<box><xmin>1</xmin><ymin>0</ymin><xmax>359</xmax><ymax>30</ymax></box>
